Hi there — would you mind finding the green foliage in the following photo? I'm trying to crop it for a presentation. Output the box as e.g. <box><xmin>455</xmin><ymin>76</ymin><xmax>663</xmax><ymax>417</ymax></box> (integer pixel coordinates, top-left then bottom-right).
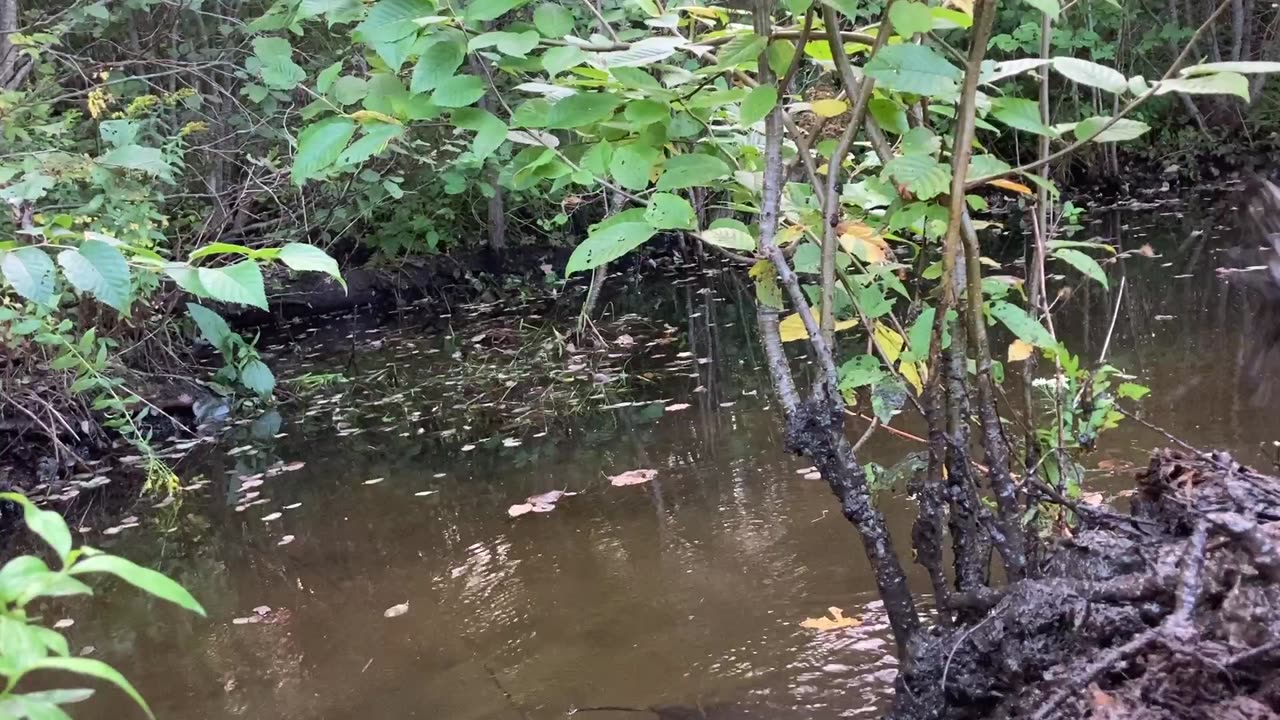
<box><xmin>0</xmin><ymin>492</ymin><xmax>203</xmax><ymax>719</ymax></box>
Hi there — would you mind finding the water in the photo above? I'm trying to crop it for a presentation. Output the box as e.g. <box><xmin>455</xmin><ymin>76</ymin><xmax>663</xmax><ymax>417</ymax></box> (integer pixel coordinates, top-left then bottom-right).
<box><xmin>58</xmin><ymin>184</ymin><xmax>1280</xmax><ymax>720</ymax></box>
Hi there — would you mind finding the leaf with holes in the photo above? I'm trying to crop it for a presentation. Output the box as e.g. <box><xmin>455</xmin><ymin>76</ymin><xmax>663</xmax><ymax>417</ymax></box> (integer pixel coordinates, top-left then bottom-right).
<box><xmin>610</xmin><ymin>144</ymin><xmax>660</xmax><ymax>190</ymax></box>
<box><xmin>565</xmin><ymin>222</ymin><xmax>657</xmax><ymax>275</ymax></box>
<box><xmin>57</xmin><ymin>241</ymin><xmax>131</xmax><ymax>311</ymax></box>
<box><xmin>644</xmin><ymin>193</ymin><xmax>697</xmax><ymax>231</ymax></box>
<box><xmin>1</xmin><ymin>248</ymin><xmax>56</xmax><ymax>305</ymax></box>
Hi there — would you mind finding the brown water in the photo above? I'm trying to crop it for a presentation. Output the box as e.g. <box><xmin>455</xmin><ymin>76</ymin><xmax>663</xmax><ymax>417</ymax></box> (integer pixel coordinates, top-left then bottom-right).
<box><xmin>61</xmin><ymin>185</ymin><xmax>1280</xmax><ymax>720</ymax></box>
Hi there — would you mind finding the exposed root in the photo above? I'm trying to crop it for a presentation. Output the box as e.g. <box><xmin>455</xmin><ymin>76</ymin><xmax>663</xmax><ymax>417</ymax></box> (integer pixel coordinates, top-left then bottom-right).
<box><xmin>893</xmin><ymin>449</ymin><xmax>1280</xmax><ymax>720</ymax></box>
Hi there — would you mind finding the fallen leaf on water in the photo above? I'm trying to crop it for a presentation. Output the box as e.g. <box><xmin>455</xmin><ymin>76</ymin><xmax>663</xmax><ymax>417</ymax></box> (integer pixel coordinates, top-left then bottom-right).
<box><xmin>527</xmin><ymin>490</ymin><xmax>567</xmax><ymax>505</ymax></box>
<box><xmin>610</xmin><ymin>468</ymin><xmax>658</xmax><ymax>487</ymax></box>
<box><xmin>278</xmin><ymin>535</ymin><xmax>295</xmax><ymax>546</ymax></box>
<box><xmin>665</xmin><ymin>403</ymin><xmax>691</xmax><ymax>412</ymax></box>
<box><xmin>363</xmin><ymin>477</ymin><xmax>384</xmax><ymax>485</ymax></box>
<box><xmin>1137</xmin><ymin>243</ymin><xmax>1155</xmax><ymax>257</ymax></box>
<box><xmin>1007</xmin><ymin>339</ymin><xmax>1034</xmax><ymax>362</ymax></box>
<box><xmin>262</xmin><ymin>512</ymin><xmax>282</xmax><ymax>521</ymax></box>
<box><xmin>1081</xmin><ymin>492</ymin><xmax>1105</xmax><ymax>505</ymax></box>
<box><xmin>384</xmin><ymin>602</ymin><xmax>409</xmax><ymax>618</ymax></box>
<box><xmin>53</xmin><ymin>618</ymin><xmax>74</xmax><ymax>629</ymax></box>
<box><xmin>531</xmin><ymin>502</ymin><xmax>556</xmax><ymax>512</ymax></box>
<box><xmin>509</xmin><ymin>503</ymin><xmax>534</xmax><ymax>517</ymax></box>
<box><xmin>616</xmin><ymin>334</ymin><xmax>636</xmax><ymax>347</ymax></box>
<box><xmin>415</xmin><ymin>490</ymin><xmax>438</xmax><ymax>497</ymax></box>
<box><xmin>800</xmin><ymin>607</ymin><xmax>862</xmax><ymax>632</ymax></box>
<box><xmin>804</xmin><ymin>471</ymin><xmax>822</xmax><ymax>481</ymax></box>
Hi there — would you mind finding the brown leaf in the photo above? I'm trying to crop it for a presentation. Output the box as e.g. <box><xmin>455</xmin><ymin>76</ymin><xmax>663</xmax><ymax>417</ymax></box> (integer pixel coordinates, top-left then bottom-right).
<box><xmin>609</xmin><ymin>469</ymin><xmax>657</xmax><ymax>487</ymax></box>
<box><xmin>1137</xmin><ymin>243</ymin><xmax>1155</xmax><ymax>257</ymax></box>
<box><xmin>800</xmin><ymin>606</ymin><xmax>862</xmax><ymax>631</ymax></box>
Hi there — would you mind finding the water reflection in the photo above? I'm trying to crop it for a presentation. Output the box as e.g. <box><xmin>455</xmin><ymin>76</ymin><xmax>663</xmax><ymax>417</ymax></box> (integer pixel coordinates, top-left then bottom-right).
<box><xmin>69</xmin><ymin>186</ymin><xmax>1280</xmax><ymax>719</ymax></box>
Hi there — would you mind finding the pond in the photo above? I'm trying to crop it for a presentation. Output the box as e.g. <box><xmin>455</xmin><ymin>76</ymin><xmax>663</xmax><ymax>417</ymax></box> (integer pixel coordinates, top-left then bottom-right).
<box><xmin>66</xmin><ymin>184</ymin><xmax>1280</xmax><ymax>720</ymax></box>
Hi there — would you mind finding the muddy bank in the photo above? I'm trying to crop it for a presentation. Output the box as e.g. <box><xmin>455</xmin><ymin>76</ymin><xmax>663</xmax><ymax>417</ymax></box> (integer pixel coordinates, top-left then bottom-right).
<box><xmin>895</xmin><ymin>449</ymin><xmax>1280</xmax><ymax>720</ymax></box>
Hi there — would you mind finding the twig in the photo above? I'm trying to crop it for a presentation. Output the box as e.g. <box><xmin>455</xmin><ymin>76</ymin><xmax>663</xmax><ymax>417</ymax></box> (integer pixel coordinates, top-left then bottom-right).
<box><xmin>1097</xmin><ymin>275</ymin><xmax>1126</xmax><ymax>364</ymax></box>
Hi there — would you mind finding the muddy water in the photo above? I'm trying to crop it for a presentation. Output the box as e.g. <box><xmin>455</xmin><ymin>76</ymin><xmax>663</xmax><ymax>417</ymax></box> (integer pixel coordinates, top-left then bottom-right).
<box><xmin>69</xmin><ymin>185</ymin><xmax>1280</xmax><ymax>720</ymax></box>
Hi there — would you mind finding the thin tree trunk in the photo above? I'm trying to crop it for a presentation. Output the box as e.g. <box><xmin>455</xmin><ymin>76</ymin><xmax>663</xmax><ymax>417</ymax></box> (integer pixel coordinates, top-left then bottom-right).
<box><xmin>0</xmin><ymin>0</ymin><xmax>18</xmax><ymax>88</ymax></box>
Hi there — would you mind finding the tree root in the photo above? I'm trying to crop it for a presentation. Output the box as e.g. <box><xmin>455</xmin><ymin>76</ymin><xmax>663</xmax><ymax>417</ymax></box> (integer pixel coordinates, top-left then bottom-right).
<box><xmin>892</xmin><ymin>449</ymin><xmax>1280</xmax><ymax>720</ymax></box>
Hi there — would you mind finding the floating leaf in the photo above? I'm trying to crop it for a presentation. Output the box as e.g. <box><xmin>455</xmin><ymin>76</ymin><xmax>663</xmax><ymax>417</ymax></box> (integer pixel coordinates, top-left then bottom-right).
<box><xmin>508</xmin><ymin>503</ymin><xmax>534</xmax><ymax>517</ymax></box>
<box><xmin>800</xmin><ymin>606</ymin><xmax>861</xmax><ymax>631</ymax></box>
<box><xmin>383</xmin><ymin>602</ymin><xmax>410</xmax><ymax>617</ymax></box>
<box><xmin>609</xmin><ymin>468</ymin><xmax>657</xmax><ymax>486</ymax></box>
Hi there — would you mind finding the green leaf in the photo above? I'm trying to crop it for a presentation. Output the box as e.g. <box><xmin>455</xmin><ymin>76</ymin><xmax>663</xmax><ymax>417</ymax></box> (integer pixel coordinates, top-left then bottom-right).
<box><xmin>622</xmin><ymin>99</ymin><xmax>669</xmax><ymax>126</ymax></box>
<box><xmin>22</xmin><ymin>658</ymin><xmax>153</xmax><ymax>720</ymax></box>
<box><xmin>990</xmin><ymin>97</ymin><xmax>1057</xmax><ymax>137</ymax></box>
<box><xmin>252</xmin><ymin>37</ymin><xmax>306</xmax><ymax>90</ymax></box>
<box><xmin>839</xmin><ymin>354</ymin><xmax>885</xmax><ymax>390</ymax></box>
<box><xmin>97</xmin><ymin>145</ymin><xmax>173</xmax><ymax>181</ymax></box>
<box><xmin>278</xmin><ymin>243</ymin><xmax>343</xmax><ymax>285</ymax></box>
<box><xmin>336</xmin><ymin>122</ymin><xmax>403</xmax><ymax>166</ymax></box>
<box><xmin>98</xmin><ymin>120</ymin><xmax>139</xmax><ymax>149</ymax></box>
<box><xmin>0</xmin><ymin>553</ymin><xmax>50</xmax><ymax>605</ymax></box>
<box><xmin>56</xmin><ymin>241</ymin><xmax>131</xmax><ymax>312</ymax></box>
<box><xmin>239</xmin><ymin>359</ymin><xmax>276</xmax><ymax>397</ymax></box>
<box><xmin>430</xmin><ymin>74</ymin><xmax>487</xmax><ymax>108</ymax></box>
<box><xmin>644</xmin><ymin>193</ymin><xmax>697</xmax><ymax>230</ymax></box>
<box><xmin>469</xmin><ymin>30</ymin><xmax>540</xmax><ymax>57</ymax></box>
<box><xmin>542</xmin><ymin>45</ymin><xmax>587</xmax><ymax>76</ymax></box>
<box><xmin>452</xmin><ymin>108</ymin><xmax>507</xmax><ymax>161</ymax></box>
<box><xmin>610</xmin><ymin>143</ymin><xmax>660</xmax><ymax>190</ymax></box>
<box><xmin>317</xmin><ymin>61</ymin><xmax>343</xmax><ymax>94</ymax></box>
<box><xmin>888</xmin><ymin>1</ymin><xmax>933</xmax><ymax>36</ymax></box>
<box><xmin>1021</xmin><ymin>0</ymin><xmax>1059</xmax><ymax>18</ymax></box>
<box><xmin>865</xmin><ymin>45</ymin><xmax>962</xmax><ymax>98</ymax></box>
<box><xmin>533</xmin><ymin>2</ymin><xmax>575</xmax><ymax>36</ymax></box>
<box><xmin>1180</xmin><ymin>61</ymin><xmax>1280</xmax><ymax>76</ymax></box>
<box><xmin>1051</xmin><ymin>57</ymin><xmax>1127</xmax><ymax>94</ymax></box>
<box><xmin>869</xmin><ymin>97</ymin><xmax>909</xmax><ymax>135</ymax></box>
<box><xmin>354</xmin><ymin>0</ymin><xmax>434</xmax><ymax>43</ymax></box>
<box><xmin>331</xmin><ymin>75</ymin><xmax>369</xmax><ymax>105</ymax></box>
<box><xmin>715</xmin><ymin>32</ymin><xmax>767</xmax><ymax>67</ymax></box>
<box><xmin>565</xmin><ymin>222</ymin><xmax>657</xmax><ymax>275</ymax></box>
<box><xmin>739</xmin><ymin>84</ymin><xmax>778</xmax><ymax>126</ymax></box>
<box><xmin>70</xmin><ymin>555</ymin><xmax>205</xmax><ymax>615</ymax></box>
<box><xmin>767</xmin><ymin>40</ymin><xmax>795</xmax><ymax>78</ymax></box>
<box><xmin>700</xmin><ymin>227</ymin><xmax>755</xmax><ymax>251</ymax></box>
<box><xmin>292</xmin><ymin>116</ymin><xmax>357</xmax><ymax>184</ymax></box>
<box><xmin>655</xmin><ymin>154</ymin><xmax>731</xmax><ymax>191</ymax></box>
<box><xmin>2</xmin><ymin>247</ymin><xmax>56</xmax><ymax>305</ymax></box>
<box><xmin>546</xmin><ymin>92</ymin><xmax>622</xmax><ymax>128</ymax></box>
<box><xmin>1156</xmin><ymin>72</ymin><xmax>1250</xmax><ymax>101</ymax></box>
<box><xmin>410</xmin><ymin>41</ymin><xmax>465</xmax><ymax>93</ymax></box>
<box><xmin>1074</xmin><ymin>116</ymin><xmax>1150</xmax><ymax>143</ymax></box>
<box><xmin>989</xmin><ymin>300</ymin><xmax>1056</xmax><ymax>348</ymax></box>
<box><xmin>3</xmin><ymin>493</ymin><xmax>72</xmax><ymax>564</ymax></box>
<box><xmin>186</xmin><ymin>303</ymin><xmax>232</xmax><ymax>349</ymax></box>
<box><xmin>1053</xmin><ymin>248</ymin><xmax>1108</xmax><ymax>288</ymax></box>
<box><xmin>197</xmin><ymin>261</ymin><xmax>268</xmax><ymax>309</ymax></box>
<box><xmin>465</xmin><ymin>0</ymin><xmax>526</xmax><ymax>23</ymax></box>
<box><xmin>1117</xmin><ymin>382</ymin><xmax>1150</xmax><ymax>400</ymax></box>
<box><xmin>592</xmin><ymin>37</ymin><xmax>685</xmax><ymax>68</ymax></box>
<box><xmin>884</xmin><ymin>154</ymin><xmax>951</xmax><ymax>200</ymax></box>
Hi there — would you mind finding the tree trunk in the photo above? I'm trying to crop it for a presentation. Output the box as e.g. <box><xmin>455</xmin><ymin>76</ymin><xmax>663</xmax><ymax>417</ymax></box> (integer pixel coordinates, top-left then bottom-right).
<box><xmin>0</xmin><ymin>0</ymin><xmax>18</xmax><ymax>89</ymax></box>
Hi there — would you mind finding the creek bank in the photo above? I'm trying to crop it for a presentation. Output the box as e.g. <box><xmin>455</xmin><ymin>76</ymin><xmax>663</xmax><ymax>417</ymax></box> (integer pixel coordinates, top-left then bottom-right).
<box><xmin>895</xmin><ymin>449</ymin><xmax>1280</xmax><ymax>720</ymax></box>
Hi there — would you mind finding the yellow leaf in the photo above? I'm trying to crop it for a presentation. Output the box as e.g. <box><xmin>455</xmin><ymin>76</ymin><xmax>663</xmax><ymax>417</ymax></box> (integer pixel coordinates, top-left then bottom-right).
<box><xmin>816</xmin><ymin>163</ymin><xmax>829</xmax><ymax>175</ymax></box>
<box><xmin>838</xmin><ymin>222</ymin><xmax>890</xmax><ymax>264</ymax></box>
<box><xmin>779</xmin><ymin>309</ymin><xmax>858</xmax><ymax>342</ymax></box>
<box><xmin>946</xmin><ymin>0</ymin><xmax>974</xmax><ymax>14</ymax></box>
<box><xmin>1007</xmin><ymin>339</ymin><xmax>1034</xmax><ymax>362</ymax></box>
<box><xmin>748</xmin><ymin>259</ymin><xmax>773</xmax><ymax>280</ymax></box>
<box><xmin>988</xmin><ymin>178</ymin><xmax>1032</xmax><ymax>195</ymax></box>
<box><xmin>900</xmin><ymin>361</ymin><xmax>924</xmax><ymax>395</ymax></box>
<box><xmin>872</xmin><ymin>321</ymin><xmax>904</xmax><ymax>363</ymax></box>
<box><xmin>777</xmin><ymin>225</ymin><xmax>806</xmax><ymax>246</ymax></box>
<box><xmin>678</xmin><ymin>5</ymin><xmax>724</xmax><ymax>18</ymax></box>
<box><xmin>810</xmin><ymin>98</ymin><xmax>849</xmax><ymax>117</ymax></box>
<box><xmin>349</xmin><ymin>109</ymin><xmax>403</xmax><ymax>126</ymax></box>
<box><xmin>800</xmin><ymin>606</ymin><xmax>862</xmax><ymax>631</ymax></box>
